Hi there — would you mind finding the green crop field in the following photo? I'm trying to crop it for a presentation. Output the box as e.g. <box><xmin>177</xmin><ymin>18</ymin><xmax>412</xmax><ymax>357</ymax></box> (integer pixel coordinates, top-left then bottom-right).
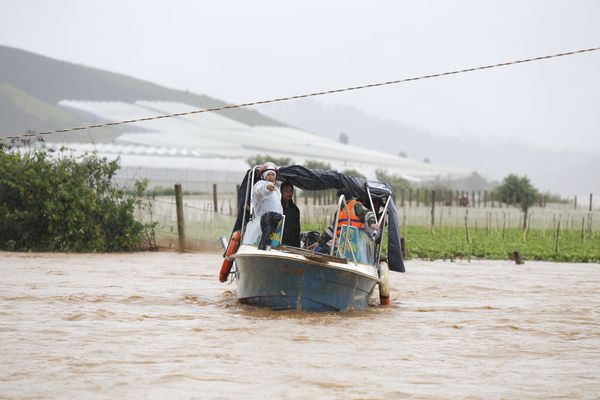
<box><xmin>140</xmin><ymin>199</ymin><xmax>600</xmax><ymax>262</ymax></box>
<box><xmin>402</xmin><ymin>226</ymin><xmax>600</xmax><ymax>263</ymax></box>
<box><xmin>300</xmin><ymin>222</ymin><xmax>599</xmax><ymax>263</ymax></box>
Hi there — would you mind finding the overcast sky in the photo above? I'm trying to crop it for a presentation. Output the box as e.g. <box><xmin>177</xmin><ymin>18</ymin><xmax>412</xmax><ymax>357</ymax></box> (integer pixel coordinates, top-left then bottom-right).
<box><xmin>1</xmin><ymin>0</ymin><xmax>599</xmax><ymax>154</ymax></box>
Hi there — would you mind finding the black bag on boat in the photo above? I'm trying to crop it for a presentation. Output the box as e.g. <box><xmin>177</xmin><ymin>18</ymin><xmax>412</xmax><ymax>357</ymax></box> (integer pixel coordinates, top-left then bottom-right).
<box><xmin>258</xmin><ymin>212</ymin><xmax>283</xmax><ymax>250</ymax></box>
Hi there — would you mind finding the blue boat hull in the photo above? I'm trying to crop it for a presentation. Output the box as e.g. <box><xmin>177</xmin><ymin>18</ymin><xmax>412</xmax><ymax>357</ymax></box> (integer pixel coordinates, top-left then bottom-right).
<box><xmin>234</xmin><ymin>250</ymin><xmax>379</xmax><ymax>312</ymax></box>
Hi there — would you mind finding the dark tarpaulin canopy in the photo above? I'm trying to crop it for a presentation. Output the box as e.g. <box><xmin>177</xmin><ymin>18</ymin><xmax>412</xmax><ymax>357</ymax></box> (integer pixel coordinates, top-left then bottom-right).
<box><xmin>232</xmin><ymin>165</ymin><xmax>405</xmax><ymax>273</ymax></box>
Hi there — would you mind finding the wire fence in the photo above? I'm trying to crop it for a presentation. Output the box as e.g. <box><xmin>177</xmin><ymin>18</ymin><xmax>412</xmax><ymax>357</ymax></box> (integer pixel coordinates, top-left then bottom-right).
<box><xmin>136</xmin><ymin>197</ymin><xmax>236</xmax><ymax>251</ymax></box>
<box><xmin>135</xmin><ymin>190</ymin><xmax>599</xmax><ymax>252</ymax></box>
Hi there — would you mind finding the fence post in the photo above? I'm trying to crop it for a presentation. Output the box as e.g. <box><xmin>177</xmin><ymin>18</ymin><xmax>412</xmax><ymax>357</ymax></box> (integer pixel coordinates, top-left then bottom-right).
<box><xmin>213</xmin><ymin>184</ymin><xmax>218</xmax><ymax>213</ymax></box>
<box><xmin>574</xmin><ymin>195</ymin><xmax>577</xmax><ymax>210</ymax></box>
<box><xmin>431</xmin><ymin>190</ymin><xmax>436</xmax><ymax>227</ymax></box>
<box><xmin>590</xmin><ymin>193</ymin><xmax>593</xmax><ymax>211</ymax></box>
<box><xmin>175</xmin><ymin>183</ymin><xmax>185</xmax><ymax>251</ymax></box>
<box><xmin>522</xmin><ymin>195</ymin><xmax>529</xmax><ymax>230</ymax></box>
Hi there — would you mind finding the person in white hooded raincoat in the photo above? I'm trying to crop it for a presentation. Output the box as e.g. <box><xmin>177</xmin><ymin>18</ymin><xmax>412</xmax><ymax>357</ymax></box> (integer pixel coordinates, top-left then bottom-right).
<box><xmin>251</xmin><ymin>162</ymin><xmax>284</xmax><ymax>249</ymax></box>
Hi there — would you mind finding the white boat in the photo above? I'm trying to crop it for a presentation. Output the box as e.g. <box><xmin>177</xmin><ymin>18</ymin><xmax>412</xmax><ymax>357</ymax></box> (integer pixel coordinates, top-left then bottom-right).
<box><xmin>220</xmin><ymin>165</ymin><xmax>404</xmax><ymax>311</ymax></box>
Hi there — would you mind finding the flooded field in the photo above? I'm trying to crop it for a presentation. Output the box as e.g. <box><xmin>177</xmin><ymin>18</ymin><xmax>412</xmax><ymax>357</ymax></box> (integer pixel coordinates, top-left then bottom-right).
<box><xmin>1</xmin><ymin>252</ymin><xmax>599</xmax><ymax>399</ymax></box>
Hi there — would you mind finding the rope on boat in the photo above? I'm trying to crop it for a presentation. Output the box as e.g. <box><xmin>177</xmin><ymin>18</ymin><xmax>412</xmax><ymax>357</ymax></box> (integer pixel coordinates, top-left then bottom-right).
<box><xmin>4</xmin><ymin>46</ymin><xmax>600</xmax><ymax>142</ymax></box>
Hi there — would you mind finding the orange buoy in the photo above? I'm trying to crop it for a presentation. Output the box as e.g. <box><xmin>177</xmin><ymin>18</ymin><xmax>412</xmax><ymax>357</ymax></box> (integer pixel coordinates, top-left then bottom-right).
<box><xmin>219</xmin><ymin>231</ymin><xmax>241</xmax><ymax>282</ymax></box>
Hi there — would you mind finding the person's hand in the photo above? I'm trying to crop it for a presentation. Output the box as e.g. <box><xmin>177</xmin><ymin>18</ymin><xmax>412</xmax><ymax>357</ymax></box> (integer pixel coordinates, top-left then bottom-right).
<box><xmin>370</xmin><ymin>224</ymin><xmax>378</xmax><ymax>231</ymax></box>
<box><xmin>307</xmin><ymin>242</ymin><xmax>319</xmax><ymax>251</ymax></box>
<box><xmin>267</xmin><ymin>184</ymin><xmax>275</xmax><ymax>191</ymax></box>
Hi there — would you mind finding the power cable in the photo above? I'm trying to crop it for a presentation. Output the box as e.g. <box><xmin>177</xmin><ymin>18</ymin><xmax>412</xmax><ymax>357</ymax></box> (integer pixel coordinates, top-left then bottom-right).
<box><xmin>4</xmin><ymin>46</ymin><xmax>599</xmax><ymax>142</ymax></box>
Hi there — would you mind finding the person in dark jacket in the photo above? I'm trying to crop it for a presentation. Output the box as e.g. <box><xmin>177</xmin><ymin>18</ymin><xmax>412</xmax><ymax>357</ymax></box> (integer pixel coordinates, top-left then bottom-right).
<box><xmin>280</xmin><ymin>182</ymin><xmax>301</xmax><ymax>247</ymax></box>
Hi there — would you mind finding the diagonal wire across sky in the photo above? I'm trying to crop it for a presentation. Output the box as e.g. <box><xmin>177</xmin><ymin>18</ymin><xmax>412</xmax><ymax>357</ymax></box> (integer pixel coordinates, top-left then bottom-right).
<box><xmin>4</xmin><ymin>46</ymin><xmax>600</xmax><ymax>142</ymax></box>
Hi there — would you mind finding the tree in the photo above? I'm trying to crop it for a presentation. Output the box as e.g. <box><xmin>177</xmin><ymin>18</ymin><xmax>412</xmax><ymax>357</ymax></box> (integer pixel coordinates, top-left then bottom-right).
<box><xmin>375</xmin><ymin>169</ymin><xmax>412</xmax><ymax>194</ymax></box>
<box><xmin>495</xmin><ymin>174</ymin><xmax>539</xmax><ymax>211</ymax></box>
<box><xmin>339</xmin><ymin>132</ymin><xmax>349</xmax><ymax>144</ymax></box>
<box><xmin>246</xmin><ymin>154</ymin><xmax>292</xmax><ymax>167</ymax></box>
<box><xmin>341</xmin><ymin>168</ymin><xmax>366</xmax><ymax>179</ymax></box>
<box><xmin>398</xmin><ymin>151</ymin><xmax>407</xmax><ymax>158</ymax></box>
<box><xmin>448</xmin><ymin>171</ymin><xmax>493</xmax><ymax>191</ymax></box>
<box><xmin>305</xmin><ymin>160</ymin><xmax>331</xmax><ymax>170</ymax></box>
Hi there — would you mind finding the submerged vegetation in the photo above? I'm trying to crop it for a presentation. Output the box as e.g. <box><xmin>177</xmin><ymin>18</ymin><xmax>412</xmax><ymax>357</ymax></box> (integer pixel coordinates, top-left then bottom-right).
<box><xmin>0</xmin><ymin>145</ymin><xmax>155</xmax><ymax>252</ymax></box>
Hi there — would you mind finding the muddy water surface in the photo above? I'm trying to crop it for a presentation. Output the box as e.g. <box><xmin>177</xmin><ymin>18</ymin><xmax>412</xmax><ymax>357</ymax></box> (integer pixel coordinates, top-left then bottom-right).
<box><xmin>1</xmin><ymin>252</ymin><xmax>599</xmax><ymax>399</ymax></box>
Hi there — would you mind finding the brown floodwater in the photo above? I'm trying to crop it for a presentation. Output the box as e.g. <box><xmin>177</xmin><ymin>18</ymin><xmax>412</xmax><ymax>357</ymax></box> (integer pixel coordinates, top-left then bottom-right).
<box><xmin>1</xmin><ymin>252</ymin><xmax>599</xmax><ymax>399</ymax></box>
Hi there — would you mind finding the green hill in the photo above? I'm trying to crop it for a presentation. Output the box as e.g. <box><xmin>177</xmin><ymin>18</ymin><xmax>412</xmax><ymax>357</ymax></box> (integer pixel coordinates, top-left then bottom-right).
<box><xmin>0</xmin><ymin>45</ymin><xmax>284</xmax><ymax>141</ymax></box>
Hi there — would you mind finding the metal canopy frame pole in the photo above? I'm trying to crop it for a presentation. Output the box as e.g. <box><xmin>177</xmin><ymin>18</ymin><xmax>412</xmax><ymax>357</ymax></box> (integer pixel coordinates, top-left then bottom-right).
<box><xmin>330</xmin><ymin>195</ymin><xmax>349</xmax><ymax>255</ymax></box>
<box><xmin>376</xmin><ymin>197</ymin><xmax>392</xmax><ymax>231</ymax></box>
<box><xmin>376</xmin><ymin>214</ymin><xmax>388</xmax><ymax>265</ymax></box>
<box><xmin>367</xmin><ymin>187</ymin><xmax>392</xmax><ymax>229</ymax></box>
<box><xmin>240</xmin><ymin>166</ymin><xmax>258</xmax><ymax>240</ymax></box>
<box><xmin>367</xmin><ymin>187</ymin><xmax>377</xmax><ymax>225</ymax></box>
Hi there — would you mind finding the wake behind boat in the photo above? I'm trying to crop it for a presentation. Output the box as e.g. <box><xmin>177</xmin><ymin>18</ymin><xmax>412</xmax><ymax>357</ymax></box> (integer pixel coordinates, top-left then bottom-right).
<box><xmin>219</xmin><ymin>164</ymin><xmax>405</xmax><ymax>312</ymax></box>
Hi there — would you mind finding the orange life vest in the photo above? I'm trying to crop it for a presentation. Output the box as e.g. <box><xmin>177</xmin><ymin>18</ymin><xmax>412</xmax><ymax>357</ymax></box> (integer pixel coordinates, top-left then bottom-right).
<box><xmin>336</xmin><ymin>199</ymin><xmax>365</xmax><ymax>235</ymax></box>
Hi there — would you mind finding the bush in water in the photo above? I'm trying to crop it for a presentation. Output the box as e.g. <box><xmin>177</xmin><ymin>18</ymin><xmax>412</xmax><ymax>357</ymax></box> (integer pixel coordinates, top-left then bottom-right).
<box><xmin>0</xmin><ymin>144</ymin><xmax>152</xmax><ymax>252</ymax></box>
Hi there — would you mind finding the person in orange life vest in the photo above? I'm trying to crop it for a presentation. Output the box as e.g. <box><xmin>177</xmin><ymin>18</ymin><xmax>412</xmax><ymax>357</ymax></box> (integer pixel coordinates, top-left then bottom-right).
<box><xmin>308</xmin><ymin>196</ymin><xmax>379</xmax><ymax>252</ymax></box>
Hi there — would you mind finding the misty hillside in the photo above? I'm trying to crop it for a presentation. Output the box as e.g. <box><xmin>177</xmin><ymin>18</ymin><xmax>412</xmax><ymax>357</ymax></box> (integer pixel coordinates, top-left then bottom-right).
<box><xmin>257</xmin><ymin>100</ymin><xmax>600</xmax><ymax>196</ymax></box>
<box><xmin>0</xmin><ymin>45</ymin><xmax>284</xmax><ymax>140</ymax></box>
<box><xmin>1</xmin><ymin>45</ymin><xmax>597</xmax><ymax>195</ymax></box>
